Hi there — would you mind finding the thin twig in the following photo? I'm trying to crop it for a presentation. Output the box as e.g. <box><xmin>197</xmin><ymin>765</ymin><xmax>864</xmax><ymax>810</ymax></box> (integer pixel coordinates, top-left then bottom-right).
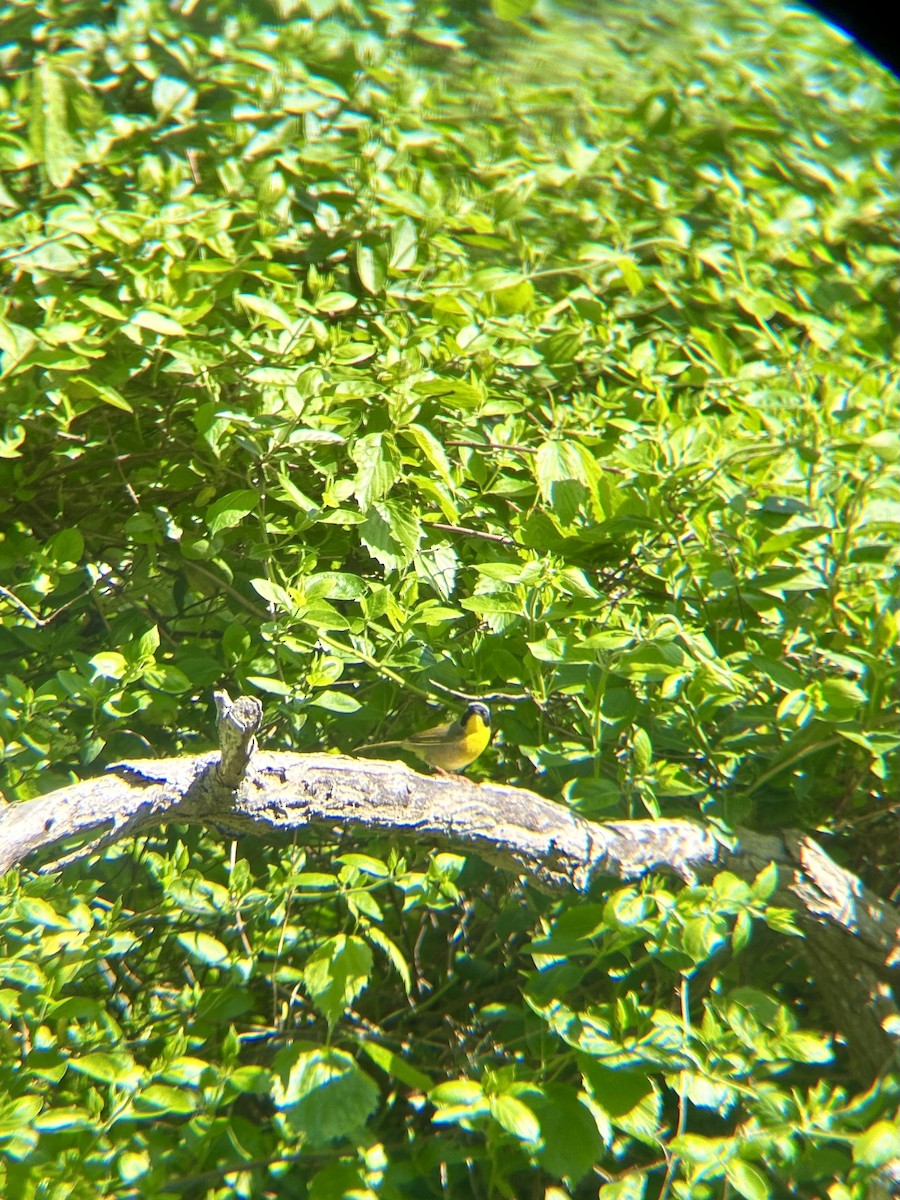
<box><xmin>430</xmin><ymin>522</ymin><xmax>515</xmax><ymax>545</ymax></box>
<box><xmin>0</xmin><ymin>585</ymin><xmax>80</xmax><ymax>628</ymax></box>
<box><xmin>444</xmin><ymin>440</ymin><xmax>537</xmax><ymax>453</ymax></box>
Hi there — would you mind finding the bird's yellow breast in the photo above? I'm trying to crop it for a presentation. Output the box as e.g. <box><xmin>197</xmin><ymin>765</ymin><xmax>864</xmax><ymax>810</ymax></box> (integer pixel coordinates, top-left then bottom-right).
<box><xmin>462</xmin><ymin>709</ymin><xmax>491</xmax><ymax>743</ymax></box>
<box><xmin>439</xmin><ymin>710</ymin><xmax>489</xmax><ymax>768</ymax></box>
<box><xmin>422</xmin><ymin>709</ymin><xmax>491</xmax><ymax>771</ymax></box>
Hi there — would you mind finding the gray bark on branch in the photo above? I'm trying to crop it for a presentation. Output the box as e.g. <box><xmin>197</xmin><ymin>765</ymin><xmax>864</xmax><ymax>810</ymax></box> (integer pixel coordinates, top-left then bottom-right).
<box><xmin>0</xmin><ymin>693</ymin><xmax>897</xmax><ymax>1083</ymax></box>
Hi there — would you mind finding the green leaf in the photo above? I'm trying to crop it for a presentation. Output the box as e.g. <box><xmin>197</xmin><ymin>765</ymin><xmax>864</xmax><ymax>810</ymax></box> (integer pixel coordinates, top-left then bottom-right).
<box><xmin>34</xmin><ymin>1107</ymin><xmax>96</xmax><ymax>1132</ymax></box>
<box><xmin>72</xmin><ymin>378</ymin><xmax>133</xmax><ymax>412</ymax></box>
<box><xmin>89</xmin><ymin>651</ymin><xmax>128</xmax><ymax>680</ymax></box>
<box><xmin>206</xmin><ymin>490</ymin><xmax>259</xmax><ymax>534</ymax></box>
<box><xmin>284</xmin><ymin>873</ymin><xmax>337</xmax><ymax>892</ymax></box>
<box><xmin>412</xmin><ymin>378</ymin><xmax>485</xmax><ymax>409</ymax></box>
<box><xmin>356</xmin><ymin>243</ymin><xmax>387</xmax><ymax>294</ymax></box>
<box><xmin>2</xmin><ymin>5</ymin><xmax>898</xmax><ymax>1192</ymax></box>
<box><xmin>335</xmin><ymin>854</ymin><xmax>390</xmax><ymax>877</ymax></box>
<box><xmin>133</xmin><ymin>1085</ymin><xmax>197</xmax><ymax>1115</ymax></box>
<box><xmin>360</xmin><ymin>501</ymin><xmax>421</xmax><ymax>571</ymax></box>
<box><xmin>532</xmin><ymin>1084</ymin><xmax>604</xmax><ymax>1180</ymax></box>
<box><xmin>491</xmin><ymin>0</ymin><xmax>537</xmax><ymax>19</ymax></box>
<box><xmin>237</xmin><ymin>293</ymin><xmax>298</xmax><ymax>329</ymax></box>
<box><xmin>489</xmin><ymin>1093</ymin><xmax>541</xmax><ymax>1144</ymax></box>
<box><xmin>854</xmin><ymin>1120</ymin><xmax>900</xmax><ymax>1167</ymax></box>
<box><xmin>616</xmin><ymin>257</ymin><xmax>644</xmax><ymax>294</ymax></box>
<box><xmin>0</xmin><ymin>317</ymin><xmax>38</xmax><ymax>378</ymax></box>
<box><xmin>352</xmin><ymin>432</ymin><xmax>401</xmax><ymax>509</ymax></box>
<box><xmin>272</xmin><ymin>1046</ymin><xmax>379</xmax><ymax>1145</ymax></box>
<box><xmin>671</xmin><ymin>1132</ymin><xmax>729</xmax><ymax>1163</ymax></box>
<box><xmin>751</xmin><ymin>862</ymin><xmax>778</xmax><ymax>901</ymax></box>
<box><xmin>597</xmin><ymin>1175</ymin><xmax>647</xmax><ymax>1200</ymax></box>
<box><xmin>309</xmin><ymin>690</ymin><xmax>361</xmax><ymax>713</ymax></box>
<box><xmin>724</xmin><ymin>1159</ymin><xmax>770</xmax><ymax>1200</ymax></box>
<box><xmin>129</xmin><ymin>309</ymin><xmax>187</xmax><ymax>336</ymax></box>
<box><xmin>365</xmin><ymin>926</ymin><xmax>412</xmax><ymax>994</ymax></box>
<box><xmin>29</xmin><ymin>58</ymin><xmax>80</xmax><ymax>188</ymax></box>
<box><xmin>16</xmin><ymin>897</ymin><xmax>71</xmax><ymax>929</ymax></box>
<box><xmin>151</xmin><ymin>75</ymin><xmax>197</xmax><ymax>118</ymax></box>
<box><xmin>357</xmin><ymin>1039</ymin><xmax>432</xmax><ymax>1092</ymax></box>
<box><xmin>307</xmin><ymin>1163</ymin><xmax>367</xmax><ymax>1200</ymax></box>
<box><xmin>580</xmin><ymin>1063</ymin><xmax>656</xmax><ymax>1122</ymax></box>
<box><xmin>250</xmin><ymin>578</ymin><xmax>294</xmax><ymax>612</ymax></box>
<box><xmin>303</xmin><ymin>935</ymin><xmax>373</xmax><ymax>1028</ymax></box>
<box><xmin>431</xmin><ymin>1079</ymin><xmax>489</xmax><ymax>1124</ymax></box>
<box><xmin>228</xmin><ymin>1066</ymin><xmax>273</xmax><ymax>1095</ymax></box>
<box><xmin>631</xmin><ymin>727</ymin><xmax>652</xmax><ymax>772</ymax></box>
<box><xmin>315</xmin><ymin>291</ymin><xmax>357</xmax><ymax>314</ymax></box>
<box><xmin>389</xmin><ymin>217</ymin><xmax>418</xmax><ymax>270</ymax></box>
<box><xmin>117</xmin><ymin>1151</ymin><xmax>151</xmax><ymax>1184</ymax></box>
<box><xmin>68</xmin><ymin>1053</ymin><xmax>141</xmax><ymax>1086</ymax></box>
<box><xmin>405</xmin><ymin>423</ymin><xmax>454</xmax><ymax>486</ymax></box>
<box><xmin>177</xmin><ymin>932</ymin><xmax>230</xmax><ymax>966</ymax></box>
<box><xmin>246</xmin><ymin>674</ymin><xmax>294</xmax><ymax>695</ymax></box>
<box><xmin>534</xmin><ymin>439</ymin><xmax>600</xmax><ymax>523</ymax></box>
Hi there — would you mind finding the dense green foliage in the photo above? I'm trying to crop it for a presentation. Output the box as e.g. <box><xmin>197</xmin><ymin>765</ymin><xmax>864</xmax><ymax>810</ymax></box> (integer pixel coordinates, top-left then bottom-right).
<box><xmin>1</xmin><ymin>0</ymin><xmax>898</xmax><ymax>1196</ymax></box>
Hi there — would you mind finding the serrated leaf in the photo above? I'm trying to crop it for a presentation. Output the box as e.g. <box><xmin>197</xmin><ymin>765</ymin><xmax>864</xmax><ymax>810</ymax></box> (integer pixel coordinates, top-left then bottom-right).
<box><xmin>303</xmin><ymin>935</ymin><xmax>373</xmax><ymax>1028</ymax></box>
<box><xmin>273</xmin><ymin>1046</ymin><xmax>379</xmax><ymax>1145</ymax></box>
<box><xmin>361</xmin><ymin>501</ymin><xmax>422</xmax><ymax>571</ymax></box>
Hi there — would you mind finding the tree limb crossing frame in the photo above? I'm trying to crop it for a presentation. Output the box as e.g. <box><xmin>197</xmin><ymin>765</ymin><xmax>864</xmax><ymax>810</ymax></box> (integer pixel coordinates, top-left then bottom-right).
<box><xmin>1</xmin><ymin>692</ymin><xmax>897</xmax><ymax>1084</ymax></box>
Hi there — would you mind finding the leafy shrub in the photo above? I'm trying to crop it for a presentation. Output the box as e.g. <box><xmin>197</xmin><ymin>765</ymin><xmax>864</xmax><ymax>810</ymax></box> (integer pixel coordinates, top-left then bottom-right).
<box><xmin>0</xmin><ymin>0</ymin><xmax>898</xmax><ymax>1196</ymax></box>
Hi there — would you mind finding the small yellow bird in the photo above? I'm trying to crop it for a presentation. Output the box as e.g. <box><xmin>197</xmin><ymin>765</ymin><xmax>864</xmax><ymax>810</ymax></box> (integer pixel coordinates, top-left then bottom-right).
<box><xmin>359</xmin><ymin>702</ymin><xmax>492</xmax><ymax>773</ymax></box>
